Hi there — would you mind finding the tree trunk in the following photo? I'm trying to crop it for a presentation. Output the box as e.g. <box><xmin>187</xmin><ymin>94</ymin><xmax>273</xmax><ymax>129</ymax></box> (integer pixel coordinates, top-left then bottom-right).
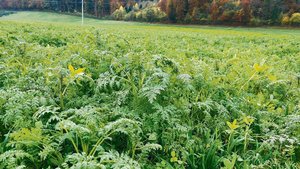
<box><xmin>94</xmin><ymin>0</ymin><xmax>98</xmax><ymax>17</ymax></box>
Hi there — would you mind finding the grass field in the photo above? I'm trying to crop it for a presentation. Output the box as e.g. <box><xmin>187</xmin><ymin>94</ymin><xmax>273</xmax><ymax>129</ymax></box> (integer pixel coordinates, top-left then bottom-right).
<box><xmin>0</xmin><ymin>12</ymin><xmax>300</xmax><ymax>168</ymax></box>
<box><xmin>2</xmin><ymin>11</ymin><xmax>300</xmax><ymax>34</ymax></box>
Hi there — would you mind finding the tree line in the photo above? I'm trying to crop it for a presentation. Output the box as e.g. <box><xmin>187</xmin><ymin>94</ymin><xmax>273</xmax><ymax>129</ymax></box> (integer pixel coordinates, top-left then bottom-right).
<box><xmin>1</xmin><ymin>0</ymin><xmax>300</xmax><ymax>25</ymax></box>
<box><xmin>158</xmin><ymin>0</ymin><xmax>300</xmax><ymax>25</ymax></box>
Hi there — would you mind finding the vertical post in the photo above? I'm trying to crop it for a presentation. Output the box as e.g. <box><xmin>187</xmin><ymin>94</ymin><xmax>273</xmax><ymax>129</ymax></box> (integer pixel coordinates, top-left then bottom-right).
<box><xmin>82</xmin><ymin>0</ymin><xmax>84</xmax><ymax>25</ymax></box>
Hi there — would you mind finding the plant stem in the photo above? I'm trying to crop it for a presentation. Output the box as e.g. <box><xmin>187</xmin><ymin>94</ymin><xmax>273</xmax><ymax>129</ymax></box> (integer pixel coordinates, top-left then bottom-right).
<box><xmin>227</xmin><ymin>130</ymin><xmax>234</xmax><ymax>154</ymax></box>
<box><xmin>244</xmin><ymin>126</ymin><xmax>249</xmax><ymax>154</ymax></box>
<box><xmin>64</xmin><ymin>128</ymin><xmax>79</xmax><ymax>153</ymax></box>
<box><xmin>89</xmin><ymin>131</ymin><xmax>113</xmax><ymax>157</ymax></box>
<box><xmin>132</xmin><ymin>143</ymin><xmax>137</xmax><ymax>159</ymax></box>
<box><xmin>59</xmin><ymin>74</ymin><xmax>64</xmax><ymax>110</ymax></box>
<box><xmin>240</xmin><ymin>72</ymin><xmax>257</xmax><ymax>92</ymax></box>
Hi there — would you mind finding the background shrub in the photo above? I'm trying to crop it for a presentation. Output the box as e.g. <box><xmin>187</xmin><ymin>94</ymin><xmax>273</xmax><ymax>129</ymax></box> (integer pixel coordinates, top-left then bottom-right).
<box><xmin>112</xmin><ymin>6</ymin><xmax>126</xmax><ymax>20</ymax></box>
<box><xmin>124</xmin><ymin>11</ymin><xmax>136</xmax><ymax>21</ymax></box>
<box><xmin>250</xmin><ymin>17</ymin><xmax>264</xmax><ymax>26</ymax></box>
<box><xmin>0</xmin><ymin>10</ymin><xmax>14</xmax><ymax>17</ymax></box>
<box><xmin>290</xmin><ymin>13</ymin><xmax>300</xmax><ymax>26</ymax></box>
<box><xmin>124</xmin><ymin>7</ymin><xmax>167</xmax><ymax>22</ymax></box>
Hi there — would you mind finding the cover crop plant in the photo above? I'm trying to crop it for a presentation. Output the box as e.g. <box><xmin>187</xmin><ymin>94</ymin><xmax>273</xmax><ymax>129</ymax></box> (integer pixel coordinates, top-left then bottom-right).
<box><xmin>0</xmin><ymin>19</ymin><xmax>299</xmax><ymax>168</ymax></box>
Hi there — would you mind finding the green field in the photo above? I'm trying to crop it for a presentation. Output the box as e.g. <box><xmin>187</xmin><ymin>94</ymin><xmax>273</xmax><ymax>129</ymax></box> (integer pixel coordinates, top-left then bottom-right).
<box><xmin>0</xmin><ymin>12</ymin><xmax>300</xmax><ymax>169</ymax></box>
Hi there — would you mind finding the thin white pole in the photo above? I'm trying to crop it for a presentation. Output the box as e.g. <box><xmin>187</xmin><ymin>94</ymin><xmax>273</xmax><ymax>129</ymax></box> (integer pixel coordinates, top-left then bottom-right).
<box><xmin>82</xmin><ymin>0</ymin><xmax>84</xmax><ymax>25</ymax></box>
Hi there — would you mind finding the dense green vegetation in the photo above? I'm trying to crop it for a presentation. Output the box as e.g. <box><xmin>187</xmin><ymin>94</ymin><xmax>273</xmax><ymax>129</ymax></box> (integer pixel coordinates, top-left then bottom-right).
<box><xmin>0</xmin><ymin>12</ymin><xmax>300</xmax><ymax>168</ymax></box>
<box><xmin>0</xmin><ymin>10</ymin><xmax>14</xmax><ymax>17</ymax></box>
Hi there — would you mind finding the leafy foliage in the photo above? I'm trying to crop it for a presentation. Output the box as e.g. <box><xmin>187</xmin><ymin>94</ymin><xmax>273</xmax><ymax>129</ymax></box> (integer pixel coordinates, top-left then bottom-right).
<box><xmin>0</xmin><ymin>20</ymin><xmax>299</xmax><ymax>168</ymax></box>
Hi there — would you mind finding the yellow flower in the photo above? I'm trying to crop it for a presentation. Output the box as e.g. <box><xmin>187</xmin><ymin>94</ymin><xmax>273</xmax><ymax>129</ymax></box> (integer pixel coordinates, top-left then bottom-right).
<box><xmin>243</xmin><ymin>116</ymin><xmax>254</xmax><ymax>125</ymax></box>
<box><xmin>170</xmin><ymin>151</ymin><xmax>178</xmax><ymax>163</ymax></box>
<box><xmin>253</xmin><ymin>63</ymin><xmax>268</xmax><ymax>73</ymax></box>
<box><xmin>68</xmin><ymin>65</ymin><xmax>85</xmax><ymax>77</ymax></box>
<box><xmin>68</xmin><ymin>64</ymin><xmax>75</xmax><ymax>72</ymax></box>
<box><xmin>227</xmin><ymin>119</ymin><xmax>239</xmax><ymax>130</ymax></box>
<box><xmin>267</xmin><ymin>74</ymin><xmax>277</xmax><ymax>82</ymax></box>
